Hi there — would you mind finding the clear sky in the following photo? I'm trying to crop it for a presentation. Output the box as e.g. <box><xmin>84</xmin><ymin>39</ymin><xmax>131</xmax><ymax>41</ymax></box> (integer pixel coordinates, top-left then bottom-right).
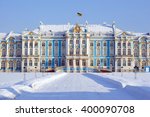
<box><xmin>0</xmin><ymin>0</ymin><xmax>150</xmax><ymax>33</ymax></box>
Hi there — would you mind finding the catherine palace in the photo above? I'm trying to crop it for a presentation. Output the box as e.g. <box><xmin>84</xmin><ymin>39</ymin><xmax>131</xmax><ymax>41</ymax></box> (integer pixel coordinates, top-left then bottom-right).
<box><xmin>0</xmin><ymin>21</ymin><xmax>150</xmax><ymax>72</ymax></box>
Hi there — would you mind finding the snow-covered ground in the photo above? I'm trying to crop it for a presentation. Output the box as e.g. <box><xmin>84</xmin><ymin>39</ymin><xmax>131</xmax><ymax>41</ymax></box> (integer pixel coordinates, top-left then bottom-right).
<box><xmin>0</xmin><ymin>72</ymin><xmax>150</xmax><ymax>100</ymax></box>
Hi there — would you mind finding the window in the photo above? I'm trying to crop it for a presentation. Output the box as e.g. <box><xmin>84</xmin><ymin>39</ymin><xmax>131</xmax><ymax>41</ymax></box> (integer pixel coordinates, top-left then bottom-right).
<box><xmin>128</xmin><ymin>49</ymin><xmax>131</xmax><ymax>55</ymax></box>
<box><xmin>103</xmin><ymin>41</ymin><xmax>107</xmax><ymax>46</ymax></box>
<box><xmin>42</xmin><ymin>42</ymin><xmax>45</xmax><ymax>47</ymax></box>
<box><xmin>97</xmin><ymin>59</ymin><xmax>100</xmax><ymax>66</ymax></box>
<box><xmin>118</xmin><ymin>49</ymin><xmax>121</xmax><ymax>55</ymax></box>
<box><xmin>30</xmin><ymin>42</ymin><xmax>33</xmax><ymax>48</ymax></box>
<box><xmin>1</xmin><ymin>61</ymin><xmax>5</xmax><ymax>69</ymax></box>
<box><xmin>76</xmin><ymin>60</ymin><xmax>79</xmax><ymax>66</ymax></box>
<box><xmin>76</xmin><ymin>40</ymin><xmax>79</xmax><ymax>44</ymax></box>
<box><xmin>82</xmin><ymin>40</ymin><xmax>86</xmax><ymax>44</ymax></box>
<box><xmin>128</xmin><ymin>42</ymin><xmax>131</xmax><ymax>47</ymax></box>
<box><xmin>90</xmin><ymin>42</ymin><xmax>93</xmax><ymax>46</ymax></box>
<box><xmin>55</xmin><ymin>42</ymin><xmax>58</xmax><ymax>46</ymax></box>
<box><xmin>49</xmin><ymin>42</ymin><xmax>52</xmax><ymax>46</ymax></box>
<box><xmin>34</xmin><ymin>59</ymin><xmax>38</xmax><ymax>66</ymax></box>
<box><xmin>2</xmin><ymin>49</ymin><xmax>6</xmax><ymax>57</ymax></box>
<box><xmin>29</xmin><ymin>60</ymin><xmax>32</xmax><ymax>66</ymax></box>
<box><xmin>35</xmin><ymin>42</ymin><xmax>38</xmax><ymax>48</ymax></box>
<box><xmin>9</xmin><ymin>61</ymin><xmax>13</xmax><ymax>69</ymax></box>
<box><xmin>35</xmin><ymin>49</ymin><xmax>38</xmax><ymax>55</ymax></box>
<box><xmin>123</xmin><ymin>59</ymin><xmax>126</xmax><ymax>66</ymax></box>
<box><xmin>97</xmin><ymin>42</ymin><xmax>100</xmax><ymax>47</ymax></box>
<box><xmin>82</xmin><ymin>60</ymin><xmax>86</xmax><ymax>66</ymax></box>
<box><xmin>9</xmin><ymin>49</ymin><xmax>14</xmax><ymax>57</ymax></box>
<box><xmin>24</xmin><ymin>59</ymin><xmax>27</xmax><ymax>66</ymax></box>
<box><xmin>90</xmin><ymin>60</ymin><xmax>93</xmax><ymax>66</ymax></box>
<box><xmin>42</xmin><ymin>60</ymin><xmax>45</xmax><ymax>66</ymax></box>
<box><xmin>104</xmin><ymin>59</ymin><xmax>107</xmax><ymax>66</ymax></box>
<box><xmin>123</xmin><ymin>49</ymin><xmax>126</xmax><ymax>55</ymax></box>
<box><xmin>30</xmin><ymin>49</ymin><xmax>33</xmax><ymax>55</ymax></box>
<box><xmin>55</xmin><ymin>59</ymin><xmax>58</xmax><ymax>66</ymax></box>
<box><xmin>69</xmin><ymin>60</ymin><xmax>73</xmax><ymax>66</ymax></box>
<box><xmin>70</xmin><ymin>40</ymin><xmax>73</xmax><ymax>44</ymax></box>
<box><xmin>48</xmin><ymin>60</ymin><xmax>52</xmax><ymax>66</ymax></box>
<box><xmin>62</xmin><ymin>59</ymin><xmax>65</xmax><ymax>66</ymax></box>
<box><xmin>128</xmin><ymin>59</ymin><xmax>131</xmax><ymax>66</ymax></box>
<box><xmin>25</xmin><ymin>42</ymin><xmax>28</xmax><ymax>48</ymax></box>
<box><xmin>123</xmin><ymin>42</ymin><xmax>126</xmax><ymax>48</ymax></box>
<box><xmin>117</xmin><ymin>59</ymin><xmax>121</xmax><ymax>66</ymax></box>
<box><xmin>110</xmin><ymin>59</ymin><xmax>114</xmax><ymax>66</ymax></box>
<box><xmin>118</xmin><ymin>42</ymin><xmax>121</xmax><ymax>47</ymax></box>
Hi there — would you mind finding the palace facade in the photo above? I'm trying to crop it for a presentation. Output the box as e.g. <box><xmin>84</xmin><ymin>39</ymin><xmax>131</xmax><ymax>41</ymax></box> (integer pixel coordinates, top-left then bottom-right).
<box><xmin>0</xmin><ymin>22</ymin><xmax>150</xmax><ymax>72</ymax></box>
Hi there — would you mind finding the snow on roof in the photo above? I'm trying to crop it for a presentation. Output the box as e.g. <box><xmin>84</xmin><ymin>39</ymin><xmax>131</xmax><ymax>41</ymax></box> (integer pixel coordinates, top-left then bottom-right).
<box><xmin>0</xmin><ymin>33</ymin><xmax>7</xmax><ymax>39</ymax></box>
<box><xmin>33</xmin><ymin>23</ymin><xmax>122</xmax><ymax>34</ymax></box>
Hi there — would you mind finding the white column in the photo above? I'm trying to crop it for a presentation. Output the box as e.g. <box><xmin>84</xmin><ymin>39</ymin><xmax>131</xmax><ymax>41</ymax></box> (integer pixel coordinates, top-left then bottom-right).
<box><xmin>73</xmin><ymin>59</ymin><xmax>76</xmax><ymax>72</ymax></box>
<box><xmin>22</xmin><ymin>41</ymin><xmax>24</xmax><ymax>56</ymax></box>
<box><xmin>6</xmin><ymin>42</ymin><xmax>9</xmax><ymax>57</ymax></box>
<box><xmin>73</xmin><ymin>38</ymin><xmax>76</xmax><ymax>55</ymax></box>
<box><xmin>115</xmin><ymin>59</ymin><xmax>118</xmax><ymax>72</ymax></box>
<box><xmin>28</xmin><ymin>41</ymin><xmax>30</xmax><ymax>56</ymax></box>
<box><xmin>115</xmin><ymin>40</ymin><xmax>118</xmax><ymax>55</ymax></box>
<box><xmin>80</xmin><ymin>38</ymin><xmax>82</xmax><ymax>55</ymax></box>
<box><xmin>66</xmin><ymin>38</ymin><xmax>69</xmax><ymax>55</ymax></box>
<box><xmin>14</xmin><ymin>43</ymin><xmax>16</xmax><ymax>57</ymax></box>
<box><xmin>86</xmin><ymin>37</ymin><xmax>90</xmax><ymax>55</ymax></box>
<box><xmin>86</xmin><ymin>59</ymin><xmax>88</xmax><ymax>72</ymax></box>
<box><xmin>33</xmin><ymin>41</ymin><xmax>35</xmax><ymax>55</ymax></box>
<box><xmin>79</xmin><ymin>59</ymin><xmax>82</xmax><ymax>72</ymax></box>
<box><xmin>66</xmin><ymin>59</ymin><xmax>69</xmax><ymax>72</ymax></box>
<box><xmin>0</xmin><ymin>60</ymin><xmax>1</xmax><ymax>70</ymax></box>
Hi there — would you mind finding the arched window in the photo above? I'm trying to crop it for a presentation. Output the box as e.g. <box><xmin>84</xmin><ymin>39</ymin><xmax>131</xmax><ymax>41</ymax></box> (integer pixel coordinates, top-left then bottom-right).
<box><xmin>49</xmin><ymin>42</ymin><xmax>52</xmax><ymax>46</ymax></box>
<box><xmin>29</xmin><ymin>60</ymin><xmax>32</xmax><ymax>66</ymax></box>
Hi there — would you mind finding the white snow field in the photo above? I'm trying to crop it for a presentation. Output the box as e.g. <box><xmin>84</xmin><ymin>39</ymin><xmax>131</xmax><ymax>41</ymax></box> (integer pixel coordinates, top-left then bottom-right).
<box><xmin>0</xmin><ymin>72</ymin><xmax>150</xmax><ymax>100</ymax></box>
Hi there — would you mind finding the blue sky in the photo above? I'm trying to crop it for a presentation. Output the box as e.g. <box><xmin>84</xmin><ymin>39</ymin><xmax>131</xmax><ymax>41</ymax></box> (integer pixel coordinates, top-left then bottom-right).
<box><xmin>0</xmin><ymin>0</ymin><xmax>150</xmax><ymax>33</ymax></box>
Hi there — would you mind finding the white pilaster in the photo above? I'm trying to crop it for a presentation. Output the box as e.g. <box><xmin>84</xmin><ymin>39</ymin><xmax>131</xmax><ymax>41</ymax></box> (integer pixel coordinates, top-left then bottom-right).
<box><xmin>33</xmin><ymin>41</ymin><xmax>35</xmax><ymax>55</ymax></box>
<box><xmin>28</xmin><ymin>41</ymin><xmax>30</xmax><ymax>55</ymax></box>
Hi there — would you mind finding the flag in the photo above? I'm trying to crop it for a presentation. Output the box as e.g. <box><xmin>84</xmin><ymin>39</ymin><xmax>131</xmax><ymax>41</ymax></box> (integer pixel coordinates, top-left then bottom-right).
<box><xmin>77</xmin><ymin>12</ymin><xmax>82</xmax><ymax>16</ymax></box>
